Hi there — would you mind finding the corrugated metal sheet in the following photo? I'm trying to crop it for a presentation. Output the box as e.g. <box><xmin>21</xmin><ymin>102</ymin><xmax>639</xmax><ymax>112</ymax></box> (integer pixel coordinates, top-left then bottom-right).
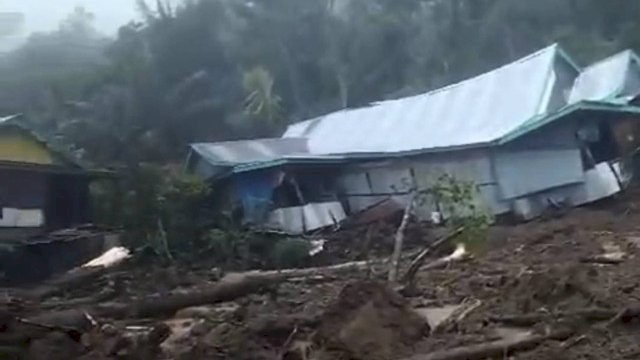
<box><xmin>494</xmin><ymin>148</ymin><xmax>584</xmax><ymax>200</ymax></box>
<box><xmin>569</xmin><ymin>50</ymin><xmax>635</xmax><ymax>104</ymax></box>
<box><xmin>0</xmin><ymin>113</ymin><xmax>83</xmax><ymax>168</ymax></box>
<box><xmin>283</xmin><ymin>44</ymin><xmax>564</xmax><ymax>155</ymax></box>
<box><xmin>265</xmin><ymin>202</ymin><xmax>346</xmax><ymax>234</ymax></box>
<box><xmin>190</xmin><ymin>137</ymin><xmax>309</xmax><ymax>165</ymax></box>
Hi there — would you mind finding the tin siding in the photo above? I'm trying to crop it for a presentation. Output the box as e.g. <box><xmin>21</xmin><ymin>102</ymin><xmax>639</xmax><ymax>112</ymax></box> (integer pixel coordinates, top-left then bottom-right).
<box><xmin>336</xmin><ymin>149</ymin><xmax>509</xmax><ymax>217</ymax></box>
<box><xmin>494</xmin><ymin>120</ymin><xmax>584</xmax><ymax>200</ymax></box>
<box><xmin>494</xmin><ymin>148</ymin><xmax>584</xmax><ymax>200</ymax></box>
<box><xmin>411</xmin><ymin>150</ymin><xmax>508</xmax><ymax>217</ymax></box>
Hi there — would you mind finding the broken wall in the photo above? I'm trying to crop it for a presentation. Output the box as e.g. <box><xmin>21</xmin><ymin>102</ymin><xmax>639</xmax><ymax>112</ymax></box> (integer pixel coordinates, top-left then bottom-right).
<box><xmin>335</xmin><ymin>150</ymin><xmax>506</xmax><ymax>220</ymax></box>
<box><xmin>492</xmin><ymin>119</ymin><xmax>588</xmax><ymax>219</ymax></box>
<box><xmin>336</xmin><ymin>160</ymin><xmax>414</xmax><ymax>214</ymax></box>
<box><xmin>334</xmin><ymin>115</ymin><xmax>627</xmax><ymax>221</ymax></box>
<box><xmin>232</xmin><ymin>169</ymin><xmax>284</xmax><ymax>225</ymax></box>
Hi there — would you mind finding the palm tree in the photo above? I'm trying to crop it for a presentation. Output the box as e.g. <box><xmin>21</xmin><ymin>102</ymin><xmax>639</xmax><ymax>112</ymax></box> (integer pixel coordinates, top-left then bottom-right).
<box><xmin>242</xmin><ymin>66</ymin><xmax>284</xmax><ymax>126</ymax></box>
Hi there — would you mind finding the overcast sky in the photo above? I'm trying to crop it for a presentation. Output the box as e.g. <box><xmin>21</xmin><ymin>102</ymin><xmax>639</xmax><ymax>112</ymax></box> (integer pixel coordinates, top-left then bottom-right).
<box><xmin>2</xmin><ymin>0</ymin><xmax>140</xmax><ymax>35</ymax></box>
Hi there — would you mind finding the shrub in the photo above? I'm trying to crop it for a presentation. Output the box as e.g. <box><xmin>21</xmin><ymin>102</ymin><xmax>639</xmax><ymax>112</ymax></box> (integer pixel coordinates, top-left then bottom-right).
<box><xmin>426</xmin><ymin>174</ymin><xmax>493</xmax><ymax>251</ymax></box>
<box><xmin>269</xmin><ymin>238</ymin><xmax>312</xmax><ymax>269</ymax></box>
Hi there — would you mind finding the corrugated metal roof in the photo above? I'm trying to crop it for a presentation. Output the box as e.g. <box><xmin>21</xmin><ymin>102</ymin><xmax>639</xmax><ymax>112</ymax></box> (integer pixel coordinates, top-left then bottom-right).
<box><xmin>499</xmin><ymin>100</ymin><xmax>640</xmax><ymax>144</ymax></box>
<box><xmin>568</xmin><ymin>50</ymin><xmax>639</xmax><ymax>104</ymax></box>
<box><xmin>283</xmin><ymin>44</ymin><xmax>565</xmax><ymax>155</ymax></box>
<box><xmin>190</xmin><ymin>137</ymin><xmax>309</xmax><ymax>165</ymax></box>
<box><xmin>0</xmin><ymin>113</ymin><xmax>84</xmax><ymax>168</ymax></box>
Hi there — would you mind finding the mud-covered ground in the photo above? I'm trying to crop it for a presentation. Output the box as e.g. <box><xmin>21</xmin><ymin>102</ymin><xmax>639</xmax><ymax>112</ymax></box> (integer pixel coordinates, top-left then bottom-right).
<box><xmin>6</xmin><ymin>188</ymin><xmax>640</xmax><ymax>359</ymax></box>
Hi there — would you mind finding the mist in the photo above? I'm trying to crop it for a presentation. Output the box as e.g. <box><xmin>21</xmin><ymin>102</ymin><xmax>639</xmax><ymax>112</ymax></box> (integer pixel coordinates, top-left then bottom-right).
<box><xmin>0</xmin><ymin>0</ymin><xmax>140</xmax><ymax>51</ymax></box>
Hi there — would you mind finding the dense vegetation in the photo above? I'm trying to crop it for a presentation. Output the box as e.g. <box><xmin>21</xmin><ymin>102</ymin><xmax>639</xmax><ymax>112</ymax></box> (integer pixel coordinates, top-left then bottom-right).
<box><xmin>1</xmin><ymin>0</ymin><xmax>640</xmax><ymax>264</ymax></box>
<box><xmin>2</xmin><ymin>0</ymin><xmax>640</xmax><ymax>167</ymax></box>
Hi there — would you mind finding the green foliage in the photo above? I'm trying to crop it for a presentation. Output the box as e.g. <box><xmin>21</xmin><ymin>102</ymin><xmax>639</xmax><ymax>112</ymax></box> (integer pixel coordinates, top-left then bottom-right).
<box><xmin>269</xmin><ymin>238</ymin><xmax>312</xmax><ymax>269</ymax></box>
<box><xmin>6</xmin><ymin>0</ymin><xmax>640</xmax><ymax>166</ymax></box>
<box><xmin>161</xmin><ymin>173</ymin><xmax>212</xmax><ymax>250</ymax></box>
<box><xmin>4</xmin><ymin>0</ymin><xmax>640</xmax><ymax>266</ymax></box>
<box><xmin>90</xmin><ymin>178</ymin><xmax>124</xmax><ymax>227</ymax></box>
<box><xmin>243</xmin><ymin>66</ymin><xmax>284</xmax><ymax>126</ymax></box>
<box><xmin>101</xmin><ymin>165</ymin><xmax>212</xmax><ymax>259</ymax></box>
<box><xmin>202</xmin><ymin>229</ymin><xmax>246</xmax><ymax>269</ymax></box>
<box><xmin>201</xmin><ymin>230</ymin><xmax>310</xmax><ymax>271</ymax></box>
<box><xmin>92</xmin><ymin>164</ymin><xmax>312</xmax><ymax>269</ymax></box>
<box><xmin>426</xmin><ymin>174</ymin><xmax>493</xmax><ymax>250</ymax></box>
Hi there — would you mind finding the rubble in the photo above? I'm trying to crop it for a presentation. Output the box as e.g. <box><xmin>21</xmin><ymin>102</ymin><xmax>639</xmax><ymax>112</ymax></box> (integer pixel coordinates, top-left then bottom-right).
<box><xmin>6</xmin><ymin>188</ymin><xmax>640</xmax><ymax>358</ymax></box>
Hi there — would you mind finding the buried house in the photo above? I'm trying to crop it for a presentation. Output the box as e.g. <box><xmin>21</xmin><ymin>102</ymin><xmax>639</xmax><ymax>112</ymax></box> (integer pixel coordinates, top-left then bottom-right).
<box><xmin>187</xmin><ymin>44</ymin><xmax>640</xmax><ymax>233</ymax></box>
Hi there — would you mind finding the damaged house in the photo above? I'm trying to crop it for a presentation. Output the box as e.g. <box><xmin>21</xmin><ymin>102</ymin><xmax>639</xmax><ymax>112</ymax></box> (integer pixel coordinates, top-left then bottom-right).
<box><xmin>0</xmin><ymin>114</ymin><xmax>91</xmax><ymax>241</ymax></box>
<box><xmin>0</xmin><ymin>113</ymin><xmax>116</xmax><ymax>285</ymax></box>
<box><xmin>186</xmin><ymin>44</ymin><xmax>640</xmax><ymax>233</ymax></box>
<box><xmin>186</xmin><ymin>138</ymin><xmax>347</xmax><ymax>234</ymax></box>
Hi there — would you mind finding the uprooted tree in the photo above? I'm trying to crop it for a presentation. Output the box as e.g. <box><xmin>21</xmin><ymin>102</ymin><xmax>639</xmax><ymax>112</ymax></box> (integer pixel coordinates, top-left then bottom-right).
<box><xmin>395</xmin><ymin>174</ymin><xmax>494</xmax><ymax>285</ymax></box>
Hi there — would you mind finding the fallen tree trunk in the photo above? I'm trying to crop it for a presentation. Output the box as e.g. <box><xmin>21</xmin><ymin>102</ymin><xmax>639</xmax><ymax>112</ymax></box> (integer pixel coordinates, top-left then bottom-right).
<box><xmin>41</xmin><ymin>286</ymin><xmax>119</xmax><ymax>310</ymax></box>
<box><xmin>235</xmin><ymin>260</ymin><xmax>373</xmax><ymax>282</ymax></box>
<box><xmin>402</xmin><ymin>227</ymin><xmax>464</xmax><ymax>284</ymax></box>
<box><xmin>125</xmin><ymin>275</ymin><xmax>276</xmax><ymax>318</ymax></box>
<box><xmin>431</xmin><ymin>299</ymin><xmax>482</xmax><ymax>334</ymax></box>
<box><xmin>489</xmin><ymin>307</ymin><xmax>637</xmax><ymax>327</ymax></box>
<box><xmin>579</xmin><ymin>255</ymin><xmax>625</xmax><ymax>265</ymax></box>
<box><xmin>404</xmin><ymin>328</ymin><xmax>574</xmax><ymax>360</ymax></box>
<box><xmin>19</xmin><ymin>266</ymin><xmax>111</xmax><ymax>301</ymax></box>
<box><xmin>98</xmin><ymin>260</ymin><xmax>375</xmax><ymax>319</ymax></box>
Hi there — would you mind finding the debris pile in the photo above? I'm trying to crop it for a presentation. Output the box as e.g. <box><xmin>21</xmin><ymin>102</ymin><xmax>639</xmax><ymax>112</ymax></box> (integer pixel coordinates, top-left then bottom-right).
<box><xmin>5</xmin><ymin>189</ymin><xmax>640</xmax><ymax>359</ymax></box>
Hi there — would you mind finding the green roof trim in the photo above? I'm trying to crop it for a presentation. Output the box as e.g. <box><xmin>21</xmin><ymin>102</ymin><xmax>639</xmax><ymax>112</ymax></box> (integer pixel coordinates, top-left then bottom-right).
<box><xmin>230</xmin><ymin>100</ymin><xmax>640</xmax><ymax>176</ymax></box>
<box><xmin>232</xmin><ymin>156</ymin><xmax>348</xmax><ymax>174</ymax></box>
<box><xmin>498</xmin><ymin>100</ymin><xmax>640</xmax><ymax>145</ymax></box>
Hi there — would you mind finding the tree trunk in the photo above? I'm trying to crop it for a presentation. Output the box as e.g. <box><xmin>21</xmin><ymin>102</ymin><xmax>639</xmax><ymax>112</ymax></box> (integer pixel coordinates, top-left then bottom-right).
<box><xmin>388</xmin><ymin>194</ymin><xmax>416</xmax><ymax>283</ymax></box>
<box><xmin>403</xmin><ymin>328</ymin><xmax>574</xmax><ymax>360</ymax></box>
<box><xmin>98</xmin><ymin>260</ymin><xmax>375</xmax><ymax>319</ymax></box>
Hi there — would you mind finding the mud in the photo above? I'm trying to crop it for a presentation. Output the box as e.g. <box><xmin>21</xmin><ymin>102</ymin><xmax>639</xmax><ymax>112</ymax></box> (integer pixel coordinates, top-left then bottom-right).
<box><xmin>314</xmin><ymin>281</ymin><xmax>428</xmax><ymax>360</ymax></box>
<box><xmin>7</xmin><ymin>187</ymin><xmax>640</xmax><ymax>358</ymax></box>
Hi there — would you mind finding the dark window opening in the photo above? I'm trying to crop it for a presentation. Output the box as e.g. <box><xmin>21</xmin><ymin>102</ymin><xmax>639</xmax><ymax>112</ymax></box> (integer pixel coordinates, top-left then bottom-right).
<box><xmin>271</xmin><ymin>177</ymin><xmax>303</xmax><ymax>208</ymax></box>
<box><xmin>588</xmin><ymin>122</ymin><xmax>620</xmax><ymax>163</ymax></box>
<box><xmin>580</xmin><ymin>146</ymin><xmax>596</xmax><ymax>171</ymax></box>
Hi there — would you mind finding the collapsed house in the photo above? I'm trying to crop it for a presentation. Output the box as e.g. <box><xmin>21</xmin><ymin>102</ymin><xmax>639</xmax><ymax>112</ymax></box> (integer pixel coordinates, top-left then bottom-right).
<box><xmin>186</xmin><ymin>44</ymin><xmax>640</xmax><ymax>233</ymax></box>
<box><xmin>186</xmin><ymin>138</ymin><xmax>347</xmax><ymax>233</ymax></box>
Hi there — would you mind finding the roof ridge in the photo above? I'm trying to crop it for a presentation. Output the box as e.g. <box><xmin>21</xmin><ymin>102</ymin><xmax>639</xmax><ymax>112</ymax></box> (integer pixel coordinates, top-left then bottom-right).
<box><xmin>582</xmin><ymin>49</ymin><xmax>633</xmax><ymax>70</ymax></box>
<box><xmin>347</xmin><ymin>44</ymin><xmax>560</xmax><ymax>110</ymax></box>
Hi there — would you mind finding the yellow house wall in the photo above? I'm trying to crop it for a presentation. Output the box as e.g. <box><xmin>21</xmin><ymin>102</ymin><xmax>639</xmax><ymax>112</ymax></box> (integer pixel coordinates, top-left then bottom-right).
<box><xmin>0</xmin><ymin>131</ymin><xmax>53</xmax><ymax>165</ymax></box>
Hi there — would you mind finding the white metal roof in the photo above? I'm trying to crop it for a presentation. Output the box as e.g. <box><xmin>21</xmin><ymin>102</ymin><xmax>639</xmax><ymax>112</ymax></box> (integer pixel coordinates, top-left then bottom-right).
<box><xmin>283</xmin><ymin>44</ymin><xmax>563</xmax><ymax>155</ymax></box>
<box><xmin>190</xmin><ymin>137</ymin><xmax>309</xmax><ymax>165</ymax></box>
<box><xmin>569</xmin><ymin>50</ymin><xmax>636</xmax><ymax>104</ymax></box>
